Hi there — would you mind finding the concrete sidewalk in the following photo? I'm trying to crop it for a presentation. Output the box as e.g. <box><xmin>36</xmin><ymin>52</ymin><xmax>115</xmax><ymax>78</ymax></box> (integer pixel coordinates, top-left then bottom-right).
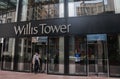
<box><xmin>0</xmin><ymin>70</ymin><xmax>119</xmax><ymax>79</ymax></box>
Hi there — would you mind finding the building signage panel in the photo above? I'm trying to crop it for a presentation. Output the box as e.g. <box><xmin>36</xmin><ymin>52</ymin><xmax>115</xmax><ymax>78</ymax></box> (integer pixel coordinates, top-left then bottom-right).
<box><xmin>0</xmin><ymin>14</ymin><xmax>120</xmax><ymax>37</ymax></box>
<box><xmin>87</xmin><ymin>34</ymin><xmax>107</xmax><ymax>41</ymax></box>
<box><xmin>14</xmin><ymin>22</ymin><xmax>71</xmax><ymax>36</ymax></box>
<box><xmin>0</xmin><ymin>19</ymin><xmax>71</xmax><ymax>37</ymax></box>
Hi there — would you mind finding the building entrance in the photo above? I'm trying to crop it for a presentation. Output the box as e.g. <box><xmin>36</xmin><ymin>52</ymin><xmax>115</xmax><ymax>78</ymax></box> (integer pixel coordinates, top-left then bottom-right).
<box><xmin>32</xmin><ymin>37</ymin><xmax>47</xmax><ymax>73</ymax></box>
<box><xmin>35</xmin><ymin>43</ymin><xmax>47</xmax><ymax>73</ymax></box>
<box><xmin>87</xmin><ymin>34</ymin><xmax>109</xmax><ymax>77</ymax></box>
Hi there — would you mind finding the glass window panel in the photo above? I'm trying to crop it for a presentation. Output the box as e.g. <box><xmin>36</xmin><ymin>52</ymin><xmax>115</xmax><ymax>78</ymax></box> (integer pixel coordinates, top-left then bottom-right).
<box><xmin>68</xmin><ymin>0</ymin><xmax>120</xmax><ymax>17</ymax></box>
<box><xmin>69</xmin><ymin>36</ymin><xmax>87</xmax><ymax>75</ymax></box>
<box><xmin>108</xmin><ymin>34</ymin><xmax>120</xmax><ymax>77</ymax></box>
<box><xmin>68</xmin><ymin>0</ymin><xmax>109</xmax><ymax>17</ymax></box>
<box><xmin>113</xmin><ymin>0</ymin><xmax>120</xmax><ymax>13</ymax></box>
<box><xmin>2</xmin><ymin>38</ymin><xmax>15</xmax><ymax>70</ymax></box>
<box><xmin>0</xmin><ymin>0</ymin><xmax>17</xmax><ymax>23</ymax></box>
<box><xmin>48</xmin><ymin>36</ymin><xmax>64</xmax><ymax>74</ymax></box>
<box><xmin>17</xmin><ymin>37</ymin><xmax>32</xmax><ymax>72</ymax></box>
<box><xmin>104</xmin><ymin>0</ymin><xmax>115</xmax><ymax>14</ymax></box>
<box><xmin>21</xmin><ymin>0</ymin><xmax>64</xmax><ymax>21</ymax></box>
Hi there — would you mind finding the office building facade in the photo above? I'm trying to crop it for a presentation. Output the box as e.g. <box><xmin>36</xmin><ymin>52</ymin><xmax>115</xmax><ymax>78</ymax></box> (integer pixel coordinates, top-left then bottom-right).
<box><xmin>0</xmin><ymin>0</ymin><xmax>120</xmax><ymax>77</ymax></box>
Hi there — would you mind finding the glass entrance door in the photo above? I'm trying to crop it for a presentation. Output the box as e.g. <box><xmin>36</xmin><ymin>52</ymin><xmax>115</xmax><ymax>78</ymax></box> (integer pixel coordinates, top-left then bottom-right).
<box><xmin>87</xmin><ymin>43</ymin><xmax>98</xmax><ymax>75</ymax></box>
<box><xmin>38</xmin><ymin>44</ymin><xmax>47</xmax><ymax>73</ymax></box>
<box><xmin>87</xmin><ymin>34</ymin><xmax>109</xmax><ymax>76</ymax></box>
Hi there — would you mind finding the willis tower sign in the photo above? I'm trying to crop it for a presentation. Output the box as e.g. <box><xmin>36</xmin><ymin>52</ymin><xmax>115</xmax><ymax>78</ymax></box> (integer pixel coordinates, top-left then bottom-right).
<box><xmin>0</xmin><ymin>19</ymin><xmax>71</xmax><ymax>37</ymax></box>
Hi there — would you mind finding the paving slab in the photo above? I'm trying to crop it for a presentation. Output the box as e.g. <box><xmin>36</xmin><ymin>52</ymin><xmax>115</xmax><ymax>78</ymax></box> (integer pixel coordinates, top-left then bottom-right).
<box><xmin>0</xmin><ymin>70</ymin><xmax>119</xmax><ymax>79</ymax></box>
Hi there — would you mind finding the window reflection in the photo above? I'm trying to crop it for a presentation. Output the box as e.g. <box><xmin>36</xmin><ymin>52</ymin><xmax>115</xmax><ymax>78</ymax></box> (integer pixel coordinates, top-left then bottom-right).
<box><xmin>2</xmin><ymin>38</ymin><xmax>15</xmax><ymax>70</ymax></box>
<box><xmin>25</xmin><ymin>0</ymin><xmax>64</xmax><ymax>21</ymax></box>
<box><xmin>0</xmin><ymin>0</ymin><xmax>17</xmax><ymax>23</ymax></box>
<box><xmin>69</xmin><ymin>36</ymin><xmax>87</xmax><ymax>75</ymax></box>
<box><xmin>68</xmin><ymin>0</ymin><xmax>116</xmax><ymax>17</ymax></box>
<box><xmin>48</xmin><ymin>37</ymin><xmax>64</xmax><ymax>74</ymax></box>
<box><xmin>104</xmin><ymin>0</ymin><xmax>115</xmax><ymax>13</ymax></box>
<box><xmin>108</xmin><ymin>35</ymin><xmax>120</xmax><ymax>76</ymax></box>
<box><xmin>113</xmin><ymin>0</ymin><xmax>120</xmax><ymax>13</ymax></box>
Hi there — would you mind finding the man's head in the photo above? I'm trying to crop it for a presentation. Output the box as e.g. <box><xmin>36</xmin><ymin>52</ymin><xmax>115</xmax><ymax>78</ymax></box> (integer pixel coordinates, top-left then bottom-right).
<box><xmin>35</xmin><ymin>52</ymin><xmax>38</xmax><ymax>56</ymax></box>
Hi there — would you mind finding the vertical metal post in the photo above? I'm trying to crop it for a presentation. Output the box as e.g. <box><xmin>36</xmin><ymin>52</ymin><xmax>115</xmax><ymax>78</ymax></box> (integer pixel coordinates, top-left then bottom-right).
<box><xmin>106</xmin><ymin>36</ymin><xmax>109</xmax><ymax>77</ymax></box>
<box><xmin>64</xmin><ymin>0</ymin><xmax>68</xmax><ymax>18</ymax></box>
<box><xmin>47</xmin><ymin>37</ymin><xmax>49</xmax><ymax>74</ymax></box>
<box><xmin>86</xmin><ymin>40</ymin><xmax>89</xmax><ymax>76</ymax></box>
<box><xmin>64</xmin><ymin>0</ymin><xmax>69</xmax><ymax>75</ymax></box>
<box><xmin>103</xmin><ymin>0</ymin><xmax>106</xmax><ymax>12</ymax></box>
<box><xmin>13</xmin><ymin>0</ymin><xmax>22</xmax><ymax>71</ymax></box>
<box><xmin>0</xmin><ymin>38</ymin><xmax>4</xmax><ymax>70</ymax></box>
